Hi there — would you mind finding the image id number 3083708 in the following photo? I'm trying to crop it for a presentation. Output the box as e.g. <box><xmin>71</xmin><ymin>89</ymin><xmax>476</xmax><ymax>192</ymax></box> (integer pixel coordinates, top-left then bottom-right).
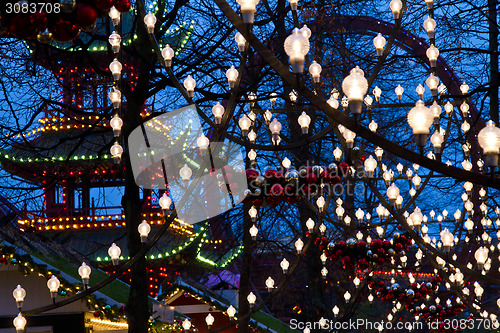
<box><xmin>4</xmin><ymin>2</ymin><xmax>61</xmax><ymax>14</ymax></box>
<box><xmin>433</xmin><ymin>318</ymin><xmax>500</xmax><ymax>330</ymax></box>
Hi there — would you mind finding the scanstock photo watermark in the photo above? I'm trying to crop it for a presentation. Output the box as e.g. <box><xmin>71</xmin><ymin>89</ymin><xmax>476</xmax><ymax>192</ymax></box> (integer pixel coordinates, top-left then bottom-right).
<box><xmin>289</xmin><ymin>318</ymin><xmax>500</xmax><ymax>331</ymax></box>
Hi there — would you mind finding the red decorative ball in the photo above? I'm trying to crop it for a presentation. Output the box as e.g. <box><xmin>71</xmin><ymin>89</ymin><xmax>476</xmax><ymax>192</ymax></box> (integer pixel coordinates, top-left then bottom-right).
<box><xmin>114</xmin><ymin>0</ymin><xmax>131</xmax><ymax>12</ymax></box>
<box><xmin>358</xmin><ymin>258</ymin><xmax>369</xmax><ymax>270</ymax></box>
<box><xmin>245</xmin><ymin>168</ymin><xmax>259</xmax><ymax>180</ymax></box>
<box><xmin>30</xmin><ymin>11</ymin><xmax>48</xmax><ymax>31</ymax></box>
<box><xmin>305</xmin><ymin>173</ymin><xmax>317</xmax><ymax>184</ymax></box>
<box><xmin>264</xmin><ymin>169</ymin><xmax>277</xmax><ymax>179</ymax></box>
<box><xmin>370</xmin><ymin>239</ymin><xmax>383</xmax><ymax>248</ymax></box>
<box><xmin>10</xmin><ymin>15</ymin><xmax>37</xmax><ymax>39</ymax></box>
<box><xmin>94</xmin><ymin>0</ymin><xmax>115</xmax><ymax>11</ymax></box>
<box><xmin>270</xmin><ymin>183</ymin><xmax>283</xmax><ymax>197</ymax></box>
<box><xmin>338</xmin><ymin>162</ymin><xmax>350</xmax><ymax>175</ymax></box>
<box><xmin>50</xmin><ymin>18</ymin><xmax>80</xmax><ymax>42</ymax></box>
<box><xmin>75</xmin><ymin>3</ymin><xmax>99</xmax><ymax>28</ymax></box>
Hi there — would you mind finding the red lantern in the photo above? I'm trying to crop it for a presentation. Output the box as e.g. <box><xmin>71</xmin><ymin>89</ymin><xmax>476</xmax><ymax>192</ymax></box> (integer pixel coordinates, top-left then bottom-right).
<box><xmin>114</xmin><ymin>0</ymin><xmax>131</xmax><ymax>12</ymax></box>
<box><xmin>75</xmin><ymin>3</ymin><xmax>99</xmax><ymax>28</ymax></box>
<box><xmin>10</xmin><ymin>15</ymin><xmax>37</xmax><ymax>39</ymax></box>
<box><xmin>50</xmin><ymin>18</ymin><xmax>81</xmax><ymax>42</ymax></box>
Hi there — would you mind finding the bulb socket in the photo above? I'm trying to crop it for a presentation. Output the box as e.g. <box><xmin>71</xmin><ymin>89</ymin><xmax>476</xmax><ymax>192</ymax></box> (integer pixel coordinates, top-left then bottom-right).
<box><xmin>415</xmin><ymin>134</ymin><xmax>427</xmax><ymax>147</ymax></box>
<box><xmin>484</xmin><ymin>154</ymin><xmax>498</xmax><ymax>168</ymax></box>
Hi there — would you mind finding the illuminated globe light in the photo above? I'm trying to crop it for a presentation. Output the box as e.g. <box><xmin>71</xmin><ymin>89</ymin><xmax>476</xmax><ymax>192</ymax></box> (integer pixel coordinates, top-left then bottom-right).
<box><xmin>343</xmin><ymin>128</ymin><xmax>356</xmax><ymax>149</ymax></box>
<box><xmin>316</xmin><ymin>196</ymin><xmax>325</xmax><ymax>212</ymax></box>
<box><xmin>227</xmin><ymin>305</ymin><xmax>236</xmax><ymax>319</ymax></box>
<box><xmin>108</xmin><ymin>32</ymin><xmax>122</xmax><ymax>53</ymax></box>
<box><xmin>430</xmin><ymin>130</ymin><xmax>444</xmax><ymax>154</ymax></box>
<box><xmin>295</xmin><ymin>238</ymin><xmax>304</xmax><ymax>254</ymax></box>
<box><xmin>387</xmin><ymin>183</ymin><xmax>399</xmax><ymax>206</ymax></box>
<box><xmin>248</xmin><ymin>206</ymin><xmax>257</xmax><ymax>222</ymax></box>
<box><xmin>226</xmin><ymin>65</ymin><xmax>239</xmax><ymax>88</ymax></box>
<box><xmin>369</xmin><ymin>120</ymin><xmax>378</xmax><ymax>132</ymax></box>
<box><xmin>110</xmin><ymin>114</ymin><xmax>123</xmax><ymax>137</ymax></box>
<box><xmin>414</xmin><ymin>84</ymin><xmax>425</xmax><ymax>100</ymax></box>
<box><xmin>460</xmin><ymin>82</ymin><xmax>469</xmax><ymax>95</ymax></box>
<box><xmin>108</xmin><ymin>86</ymin><xmax>122</xmax><ymax>109</ymax></box>
<box><xmin>332</xmin><ymin>305</ymin><xmax>340</xmax><ymax>317</ymax></box>
<box><xmin>236</xmin><ymin>0</ymin><xmax>260</xmax><ymax>23</ymax></box>
<box><xmin>248</xmin><ymin>149</ymin><xmax>257</xmax><ymax>163</ymax></box>
<box><xmin>280</xmin><ymin>258</ymin><xmax>289</xmax><ymax>274</ymax></box>
<box><xmin>407</xmin><ymin>100</ymin><xmax>433</xmax><ymax>147</ymax></box>
<box><xmin>478</xmin><ymin>120</ymin><xmax>500</xmax><ymax>167</ymax></box>
<box><xmin>179</xmin><ymin>164</ymin><xmax>193</xmax><ymax>186</ymax></box>
<box><xmin>373</xmin><ymin>86</ymin><xmax>382</xmax><ymax>102</ymax></box>
<box><xmin>109</xmin><ymin>6</ymin><xmax>120</xmax><ymax>26</ymax></box>
<box><xmin>438</xmin><ymin>83</ymin><xmax>447</xmax><ymax>95</ymax></box>
<box><xmin>306</xmin><ymin>218</ymin><xmax>315</xmax><ymax>232</ymax></box>
<box><xmin>344</xmin><ymin>291</ymin><xmax>351</xmax><ymax>303</ymax></box>
<box><xmin>430</xmin><ymin>101</ymin><xmax>441</xmax><ymax>124</ymax></box>
<box><xmin>138</xmin><ymin>220</ymin><xmax>151</xmax><ymax>243</ymax></box>
<box><xmin>289</xmin><ymin>0</ymin><xmax>298</xmax><ymax>10</ymax></box>
<box><xmin>197</xmin><ymin>133</ymin><xmax>210</xmax><ymax>152</ymax></box>
<box><xmin>161</xmin><ymin>44</ymin><xmax>174</xmax><ymax>67</ymax></box>
<box><xmin>12</xmin><ymin>285</ymin><xmax>26</xmax><ymax>310</ymax></box>
<box><xmin>205</xmin><ymin>313</ymin><xmax>214</xmax><ymax>328</ymax></box>
<box><xmin>110</xmin><ymin>142</ymin><xmax>123</xmax><ymax>164</ymax></box>
<box><xmin>368</xmin><ymin>294</ymin><xmax>374</xmax><ymax>304</ymax></box>
<box><xmin>248</xmin><ymin>225</ymin><xmax>259</xmax><ymax>240</ymax></box>
<box><xmin>235</xmin><ymin>32</ymin><xmax>246</xmax><ymax>52</ymax></box>
<box><xmin>364</xmin><ymin>95</ymin><xmax>373</xmax><ymax>109</ymax></box>
<box><xmin>78</xmin><ymin>262</ymin><xmax>92</xmax><ymax>288</ymax></box>
<box><xmin>412</xmin><ymin>174</ymin><xmax>421</xmax><ymax>189</ymax></box>
<box><xmin>394</xmin><ymin>85</ymin><xmax>404</xmax><ymax>101</ymax></box>
<box><xmin>364</xmin><ymin>155</ymin><xmax>377</xmax><ymax>178</ymax></box>
<box><xmin>182</xmin><ymin>319</ymin><xmax>191</xmax><ymax>331</ymax></box>
<box><xmin>353</xmin><ymin>276</ymin><xmax>361</xmax><ymax>288</ymax></box>
<box><xmin>108</xmin><ymin>243</ymin><xmax>121</xmax><ymax>266</ymax></box>
<box><xmin>319</xmin><ymin>223</ymin><xmax>326</xmax><ymax>235</ymax></box>
<box><xmin>299</xmin><ymin>25</ymin><xmax>311</xmax><ymax>39</ymax></box>
<box><xmin>265</xmin><ymin>277</ymin><xmax>275</xmax><ymax>292</ymax></box>
<box><xmin>460</xmin><ymin>102</ymin><xmax>469</xmax><ymax>115</ymax></box>
<box><xmin>423</xmin><ymin>16</ymin><xmax>437</xmax><ymax>39</ymax></box>
<box><xmin>282</xmin><ymin>157</ymin><xmax>291</xmax><ymax>169</ymax></box>
<box><xmin>247</xmin><ymin>292</ymin><xmax>257</xmax><ymax>307</ymax></box>
<box><xmin>327</xmin><ymin>97</ymin><xmax>339</xmax><ymax>109</ymax></box>
<box><xmin>183</xmin><ymin>75</ymin><xmax>196</xmax><ymax>98</ymax></box>
<box><xmin>442</xmin><ymin>102</ymin><xmax>454</xmax><ymax>116</ymax></box>
<box><xmin>284</xmin><ymin>28</ymin><xmax>310</xmax><ymax>73</ymax></box>
<box><xmin>374</xmin><ymin>147</ymin><xmax>384</xmax><ymax>161</ymax></box>
<box><xmin>247</xmin><ymin>130</ymin><xmax>257</xmax><ymax>143</ymax></box>
<box><xmin>475</xmin><ymin>247</ymin><xmax>488</xmax><ymax>270</ymax></box>
<box><xmin>298</xmin><ymin>111</ymin><xmax>311</xmax><ymax>134</ymax></box>
<box><xmin>238</xmin><ymin>114</ymin><xmax>251</xmax><ymax>137</ymax></box>
<box><xmin>144</xmin><ymin>12</ymin><xmax>157</xmax><ymax>34</ymax></box>
<box><xmin>389</xmin><ymin>0</ymin><xmax>403</xmax><ymax>19</ymax></box>
<box><xmin>109</xmin><ymin>58</ymin><xmax>122</xmax><ymax>81</ymax></box>
<box><xmin>426</xmin><ymin>44</ymin><xmax>439</xmax><ymax>68</ymax></box>
<box><xmin>373</xmin><ymin>33</ymin><xmax>386</xmax><ymax>56</ymax></box>
<box><xmin>13</xmin><ymin>313</ymin><xmax>27</xmax><ymax>333</ymax></box>
<box><xmin>212</xmin><ymin>103</ymin><xmax>225</xmax><ymax>124</ymax></box>
<box><xmin>333</xmin><ymin>147</ymin><xmax>343</xmax><ymax>161</ymax></box>
<box><xmin>47</xmin><ymin>275</ymin><xmax>60</xmax><ymax>300</ymax></box>
<box><xmin>440</xmin><ymin>228</ymin><xmax>454</xmax><ymax>252</ymax></box>
<box><xmin>308</xmin><ymin>61</ymin><xmax>322</xmax><ymax>83</ymax></box>
<box><xmin>269</xmin><ymin>118</ymin><xmax>282</xmax><ymax>144</ymax></box>
<box><xmin>159</xmin><ymin>193</ymin><xmax>172</xmax><ymax>212</ymax></box>
<box><xmin>426</xmin><ymin>73</ymin><xmax>440</xmax><ymax>96</ymax></box>
<box><xmin>342</xmin><ymin>66</ymin><xmax>368</xmax><ymax>114</ymax></box>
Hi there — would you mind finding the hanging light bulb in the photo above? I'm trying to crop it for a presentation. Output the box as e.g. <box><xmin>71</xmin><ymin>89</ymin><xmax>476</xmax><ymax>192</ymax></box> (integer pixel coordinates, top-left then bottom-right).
<box><xmin>423</xmin><ymin>16</ymin><xmax>437</xmax><ymax>39</ymax></box>
<box><xmin>239</xmin><ymin>114</ymin><xmax>251</xmax><ymax>136</ymax></box>
<box><xmin>387</xmin><ymin>183</ymin><xmax>399</xmax><ymax>205</ymax></box>
<box><xmin>460</xmin><ymin>82</ymin><xmax>469</xmax><ymax>95</ymax></box>
<box><xmin>211</xmin><ymin>103</ymin><xmax>225</xmax><ymax>125</ymax></box>
<box><xmin>183</xmin><ymin>75</ymin><xmax>196</xmax><ymax>98</ymax></box>
<box><xmin>236</xmin><ymin>0</ymin><xmax>260</xmax><ymax>23</ymax></box>
<box><xmin>108</xmin><ymin>31</ymin><xmax>121</xmax><ymax>53</ymax></box>
<box><xmin>373</xmin><ymin>33</ymin><xmax>386</xmax><ymax>56</ymax></box>
<box><xmin>108</xmin><ymin>86</ymin><xmax>121</xmax><ymax>109</ymax></box>
<box><xmin>342</xmin><ymin>66</ymin><xmax>368</xmax><ymax>114</ymax></box>
<box><xmin>295</xmin><ymin>238</ymin><xmax>304</xmax><ymax>254</ymax></box>
<box><xmin>227</xmin><ymin>305</ymin><xmax>236</xmax><ymax>319</ymax></box>
<box><xmin>226</xmin><ymin>65</ymin><xmax>239</xmax><ymax>88</ymax></box>
<box><xmin>309</xmin><ymin>61</ymin><xmax>322</xmax><ymax>83</ymax></box>
<box><xmin>138</xmin><ymin>220</ymin><xmax>151</xmax><ymax>243</ymax></box>
<box><xmin>144</xmin><ymin>12</ymin><xmax>156</xmax><ymax>34</ymax></box>
<box><xmin>205</xmin><ymin>313</ymin><xmax>215</xmax><ymax>328</ymax></box>
<box><xmin>289</xmin><ymin>90</ymin><xmax>298</xmax><ymax>103</ymax></box>
<box><xmin>282</xmin><ymin>157</ymin><xmax>291</xmax><ymax>169</ymax></box>
<box><xmin>460</xmin><ymin>101</ymin><xmax>470</xmax><ymax>115</ymax></box>
<box><xmin>248</xmin><ymin>149</ymin><xmax>257</xmax><ymax>163</ymax></box>
<box><xmin>264</xmin><ymin>109</ymin><xmax>273</xmax><ymax>124</ymax></box>
<box><xmin>407</xmin><ymin>100</ymin><xmax>433</xmax><ymax>147</ymax></box>
<box><xmin>316</xmin><ymin>196</ymin><xmax>325</xmax><ymax>212</ymax></box>
<box><xmin>109</xmin><ymin>114</ymin><xmax>123</xmax><ymax>138</ymax></box>
<box><xmin>298</xmin><ymin>111</ymin><xmax>311</xmax><ymax>134</ymax></box>
<box><xmin>478</xmin><ymin>120</ymin><xmax>500</xmax><ymax>168</ymax></box>
<box><xmin>160</xmin><ymin>44</ymin><xmax>174</xmax><ymax>67</ymax></box>
<box><xmin>438</xmin><ymin>83</ymin><xmax>447</xmax><ymax>95</ymax></box>
<box><xmin>265</xmin><ymin>277</ymin><xmax>275</xmax><ymax>292</ymax></box>
<box><xmin>159</xmin><ymin>193</ymin><xmax>172</xmax><ymax>212</ymax></box>
<box><xmin>12</xmin><ymin>285</ymin><xmax>26</xmax><ymax>310</ymax></box>
<box><xmin>395</xmin><ymin>85</ymin><xmax>404</xmax><ymax>101</ymax></box>
<box><xmin>235</xmin><ymin>32</ymin><xmax>246</xmax><ymax>52</ymax></box>
<box><xmin>364</xmin><ymin>95</ymin><xmax>373</xmax><ymax>110</ymax></box>
<box><xmin>430</xmin><ymin>130</ymin><xmax>444</xmax><ymax>154</ymax></box>
<box><xmin>249</xmin><ymin>224</ymin><xmax>258</xmax><ymax>240</ymax></box>
<box><xmin>109</xmin><ymin>6</ymin><xmax>120</xmax><ymax>26</ymax></box>
<box><xmin>108</xmin><ymin>243</ymin><xmax>121</xmax><ymax>265</ymax></box>
<box><xmin>332</xmin><ymin>305</ymin><xmax>340</xmax><ymax>317</ymax></box>
<box><xmin>333</xmin><ymin>147</ymin><xmax>343</xmax><ymax>161</ymax></box>
<box><xmin>78</xmin><ymin>262</ymin><xmax>92</xmax><ymax>288</ymax></box>
<box><xmin>368</xmin><ymin>294</ymin><xmax>374</xmax><ymax>304</ymax></box>
<box><xmin>440</xmin><ymin>228</ymin><xmax>454</xmax><ymax>252</ymax></box>
<box><xmin>280</xmin><ymin>258</ymin><xmax>289</xmax><ymax>274</ymax></box>
<box><xmin>13</xmin><ymin>313</ymin><xmax>27</xmax><ymax>333</ymax></box>
<box><xmin>196</xmin><ymin>133</ymin><xmax>210</xmax><ymax>153</ymax></box>
<box><xmin>269</xmin><ymin>118</ymin><xmax>282</xmax><ymax>144</ymax></box>
<box><xmin>389</xmin><ymin>0</ymin><xmax>403</xmax><ymax>19</ymax></box>
<box><xmin>109</xmin><ymin>58</ymin><xmax>122</xmax><ymax>81</ymax></box>
<box><xmin>47</xmin><ymin>275</ymin><xmax>60</xmax><ymax>301</ymax></box>
<box><xmin>364</xmin><ymin>155</ymin><xmax>377</xmax><ymax>178</ymax></box>
<box><xmin>179</xmin><ymin>164</ymin><xmax>193</xmax><ymax>186</ymax></box>
<box><xmin>375</xmin><ymin>147</ymin><xmax>384</xmax><ymax>161</ymax></box>
<box><xmin>182</xmin><ymin>319</ymin><xmax>191</xmax><ymax>331</ymax></box>
<box><xmin>475</xmin><ymin>247</ymin><xmax>488</xmax><ymax>270</ymax></box>
<box><xmin>369</xmin><ymin>120</ymin><xmax>378</xmax><ymax>132</ymax></box>
<box><xmin>426</xmin><ymin>73</ymin><xmax>440</xmax><ymax>96</ymax></box>
<box><xmin>373</xmin><ymin>86</ymin><xmax>382</xmax><ymax>102</ymax></box>
<box><xmin>305</xmin><ymin>218</ymin><xmax>315</xmax><ymax>232</ymax></box>
<box><xmin>343</xmin><ymin>128</ymin><xmax>356</xmax><ymax>148</ymax></box>
<box><xmin>247</xmin><ymin>292</ymin><xmax>257</xmax><ymax>307</ymax></box>
<box><xmin>321</xmin><ymin>267</ymin><xmax>328</xmax><ymax>279</ymax></box>
<box><xmin>284</xmin><ymin>28</ymin><xmax>310</xmax><ymax>73</ymax></box>
<box><xmin>344</xmin><ymin>291</ymin><xmax>351</xmax><ymax>303</ymax></box>
<box><xmin>426</xmin><ymin>44</ymin><xmax>439</xmax><ymax>68</ymax></box>
<box><xmin>110</xmin><ymin>142</ymin><xmax>123</xmax><ymax>164</ymax></box>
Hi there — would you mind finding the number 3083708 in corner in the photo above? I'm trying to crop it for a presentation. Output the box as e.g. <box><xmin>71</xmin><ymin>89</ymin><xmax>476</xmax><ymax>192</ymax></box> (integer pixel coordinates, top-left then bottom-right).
<box><xmin>3</xmin><ymin>2</ymin><xmax>61</xmax><ymax>14</ymax></box>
